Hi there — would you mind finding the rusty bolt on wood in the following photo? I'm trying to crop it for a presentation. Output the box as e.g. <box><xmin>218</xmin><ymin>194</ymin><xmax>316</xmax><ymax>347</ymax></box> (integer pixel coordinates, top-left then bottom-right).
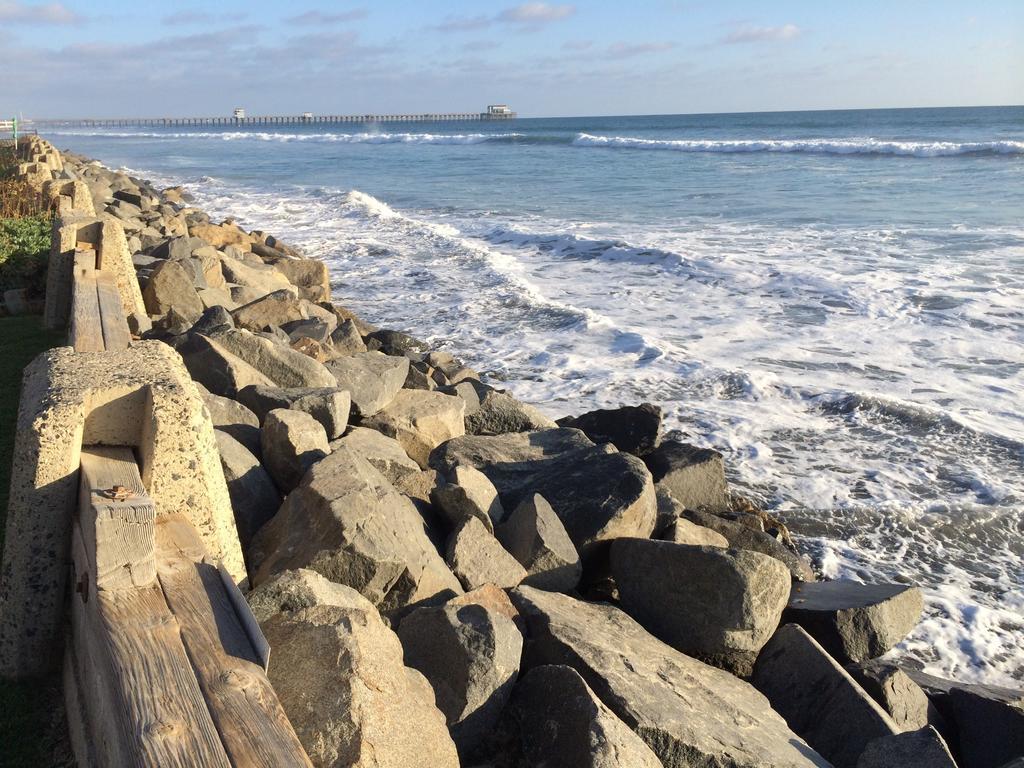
<box><xmin>101</xmin><ymin>485</ymin><xmax>135</xmax><ymax>501</ymax></box>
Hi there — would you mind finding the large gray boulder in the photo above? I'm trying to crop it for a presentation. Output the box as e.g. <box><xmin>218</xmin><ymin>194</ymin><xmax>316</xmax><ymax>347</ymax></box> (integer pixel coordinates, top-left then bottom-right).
<box><xmin>178</xmin><ymin>333</ymin><xmax>276</xmax><ymax>397</ymax></box>
<box><xmin>463</xmin><ymin>383</ymin><xmax>558</xmax><ymax>435</ymax></box>
<box><xmin>431</xmin><ymin>429</ymin><xmax>657</xmax><ymax>560</ymax></box>
<box><xmin>209</xmin><ymin>328</ymin><xmax>338</xmax><ymax>389</ymax></box>
<box><xmin>329</xmin><ymin>426</ymin><xmax>420</xmax><ymax>485</ymax></box>
<box><xmin>249</xmin><ymin>447</ymin><xmax>462</xmax><ymax>613</ymax></box>
<box><xmin>362</xmin><ymin>389</ymin><xmax>465</xmax><ymax>467</ymax></box>
<box><xmin>214</xmin><ymin>430</ymin><xmax>281</xmax><ymax>549</ymax></box>
<box><xmin>557</xmin><ymin>403</ymin><xmax>662</xmax><ymax>456</ymax></box>
<box><xmin>611</xmin><ymin>538</ymin><xmax>790</xmax><ymax>676</ymax></box>
<box><xmin>260</xmin><ymin>408</ymin><xmax>329</xmax><ymax>493</ymax></box>
<box><xmin>219</xmin><ymin>252</ymin><xmax>293</xmax><ymax>294</ymax></box>
<box><xmin>512</xmin><ymin>664</ymin><xmax>663</xmax><ymax>768</ymax></box>
<box><xmin>644</xmin><ymin>439</ymin><xmax>731</xmax><ymax>512</ymax></box>
<box><xmin>784</xmin><ymin>580</ymin><xmax>924</xmax><ymax>664</ymax></box>
<box><xmin>753</xmin><ymin>623</ymin><xmax>899</xmax><ymax>768</ymax></box>
<box><xmin>664</xmin><ymin>517</ymin><xmax>729</xmax><ymax>547</ymax></box>
<box><xmin>495</xmin><ymin>494</ymin><xmax>581</xmax><ymax>593</ymax></box>
<box><xmin>431</xmin><ymin>465</ymin><xmax>505</xmax><ymax>533</ymax></box>
<box><xmin>237</xmin><ymin>384</ymin><xmax>351</xmax><ymax>440</ymax></box>
<box><xmin>247</xmin><ymin>569</ymin><xmax>459</xmax><ymax>768</ymax></box>
<box><xmin>200</xmin><ymin>386</ymin><xmax>261</xmax><ymax>456</ymax></box>
<box><xmin>509</xmin><ymin>586</ymin><xmax>831</xmax><ymax>768</ymax></box>
<box><xmin>898</xmin><ymin>667</ymin><xmax>1024</xmax><ymax>768</ymax></box>
<box><xmin>446</xmin><ymin>517</ymin><xmax>527</xmax><ymax>591</ymax></box>
<box><xmin>856</xmin><ymin>727</ymin><xmax>957</xmax><ymax>768</ymax></box>
<box><xmin>846</xmin><ymin>662</ymin><xmax>939</xmax><ymax>733</ymax></box>
<box><xmin>142</xmin><ymin>258</ymin><xmax>203</xmax><ymax>322</ymax></box>
<box><xmin>325</xmin><ymin>351</ymin><xmax>409</xmax><ymax>417</ymax></box>
<box><xmin>231</xmin><ymin>288</ymin><xmax>307</xmax><ymax>331</ymax></box>
<box><xmin>397</xmin><ymin>600</ymin><xmax>523</xmax><ymax>756</ymax></box>
<box><xmin>683</xmin><ymin>507</ymin><xmax>814</xmax><ymax>581</ymax></box>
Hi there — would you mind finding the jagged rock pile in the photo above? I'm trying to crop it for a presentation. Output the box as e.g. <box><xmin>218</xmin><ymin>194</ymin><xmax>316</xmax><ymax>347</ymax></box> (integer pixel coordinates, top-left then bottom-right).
<box><xmin>53</xmin><ymin>149</ymin><xmax>1024</xmax><ymax>768</ymax></box>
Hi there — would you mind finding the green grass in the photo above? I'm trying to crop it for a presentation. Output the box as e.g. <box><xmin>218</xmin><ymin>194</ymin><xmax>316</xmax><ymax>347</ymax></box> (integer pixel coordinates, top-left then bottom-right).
<box><xmin>0</xmin><ymin>315</ymin><xmax>73</xmax><ymax>768</ymax></box>
<box><xmin>0</xmin><ymin>215</ymin><xmax>51</xmax><ymax>297</ymax></box>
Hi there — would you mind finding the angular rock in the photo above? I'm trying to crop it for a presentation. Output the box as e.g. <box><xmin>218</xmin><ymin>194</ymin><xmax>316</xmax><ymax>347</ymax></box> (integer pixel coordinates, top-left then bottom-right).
<box><xmin>178</xmin><ymin>333</ymin><xmax>276</xmax><ymax>397</ymax></box>
<box><xmin>654</xmin><ymin>484</ymin><xmax>684</xmax><ymax>534</ymax></box>
<box><xmin>282</xmin><ymin>317</ymin><xmax>333</xmax><ymax>345</ymax></box>
<box><xmin>325</xmin><ymin>351</ymin><xmax>409</xmax><ymax>417</ymax></box>
<box><xmin>200</xmin><ymin>387</ymin><xmax>261</xmax><ymax>456</ymax></box>
<box><xmin>784</xmin><ymin>580</ymin><xmax>924</xmax><ymax>664</ymax></box>
<box><xmin>250</xmin><ymin>448</ymin><xmax>463</xmax><ymax>612</ymax></box>
<box><xmin>684</xmin><ymin>507</ymin><xmax>814</xmax><ymax>581</ymax></box>
<box><xmin>361</xmin><ymin>389</ymin><xmax>465</xmax><ymax>467</ymax></box>
<box><xmin>446</xmin><ymin>517</ymin><xmax>527</xmax><ymax>591</ymax></box>
<box><xmin>190</xmin><ymin>304</ymin><xmax>234</xmax><ymax>337</ymax></box>
<box><xmin>845</xmin><ymin>663</ymin><xmax>937</xmax><ymax>733</ymax></box>
<box><xmin>366</xmin><ymin>329</ymin><xmax>428</xmax><ymax>356</ymax></box>
<box><xmin>397</xmin><ymin>600</ymin><xmax>523</xmax><ymax>756</ymax></box>
<box><xmin>612</xmin><ymin>538</ymin><xmax>790</xmax><ymax>676</ymax></box>
<box><xmin>197</xmin><ymin>286</ymin><xmax>237</xmax><ymax>311</ymax></box>
<box><xmin>214</xmin><ymin>430</ymin><xmax>281</xmax><ymax>549</ymax></box>
<box><xmin>513</xmin><ymin>665</ymin><xmax>663</xmax><ymax>768</ymax></box>
<box><xmin>232</xmin><ymin>289</ymin><xmax>307</xmax><ymax>331</ymax></box>
<box><xmin>190</xmin><ymin>222</ymin><xmax>254</xmax><ymax>250</ymax></box>
<box><xmin>899</xmin><ymin>667</ymin><xmax>1024</xmax><ymax>768</ymax></box>
<box><xmin>141</xmin><ymin>259</ymin><xmax>203</xmax><ymax>322</ymax></box>
<box><xmin>219</xmin><ymin>253</ymin><xmax>292</xmax><ymax>294</ymax></box>
<box><xmin>209</xmin><ymin>328</ymin><xmax>337</xmax><ymax>389</ymax></box>
<box><xmin>237</xmin><ymin>385</ymin><xmax>351</xmax><ymax>440</ymax></box>
<box><xmin>329</xmin><ymin>319</ymin><xmax>368</xmax><ymax>356</ymax></box>
<box><xmin>753</xmin><ymin>623</ymin><xmax>899</xmax><ymax>768</ymax></box>
<box><xmin>495</xmin><ymin>494</ymin><xmax>581</xmax><ymax>593</ymax></box>
<box><xmin>664</xmin><ymin>517</ymin><xmax>729</xmax><ymax>547</ymax></box>
<box><xmin>644</xmin><ymin>439</ymin><xmax>731</xmax><ymax>513</ymax></box>
<box><xmin>247</xmin><ymin>569</ymin><xmax>459</xmax><ymax>768</ymax></box>
<box><xmin>432</xmin><ymin>429</ymin><xmax>657</xmax><ymax>560</ymax></box>
<box><xmin>151</xmin><ymin>234</ymin><xmax>205</xmax><ymax>260</ymax></box>
<box><xmin>291</xmin><ymin>337</ymin><xmax>330</xmax><ymax>362</ymax></box>
<box><xmin>856</xmin><ymin>727</ymin><xmax>957</xmax><ymax>768</ymax></box>
<box><xmin>260</xmin><ymin>408</ymin><xmax>329</xmax><ymax>493</ymax></box>
<box><xmin>431</xmin><ymin>465</ymin><xmax>505</xmax><ymax>532</ymax></box>
<box><xmin>557</xmin><ymin>402</ymin><xmax>662</xmax><ymax>456</ymax></box>
<box><xmin>465</xmin><ymin>384</ymin><xmax>558</xmax><ymax>435</ymax></box>
<box><xmin>266</xmin><ymin>257</ymin><xmax>331</xmax><ymax>302</ymax></box>
<box><xmin>329</xmin><ymin>427</ymin><xmax>420</xmax><ymax>485</ymax></box>
<box><xmin>510</xmin><ymin>586</ymin><xmax>830</xmax><ymax>768</ymax></box>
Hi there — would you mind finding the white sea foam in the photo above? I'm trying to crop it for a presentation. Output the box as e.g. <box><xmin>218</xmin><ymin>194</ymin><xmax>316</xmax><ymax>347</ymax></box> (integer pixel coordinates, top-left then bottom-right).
<box><xmin>130</xmin><ymin>168</ymin><xmax>1024</xmax><ymax>687</ymax></box>
<box><xmin>44</xmin><ymin>129</ymin><xmax>523</xmax><ymax>144</ymax></box>
<box><xmin>573</xmin><ymin>132</ymin><xmax>1024</xmax><ymax>156</ymax></box>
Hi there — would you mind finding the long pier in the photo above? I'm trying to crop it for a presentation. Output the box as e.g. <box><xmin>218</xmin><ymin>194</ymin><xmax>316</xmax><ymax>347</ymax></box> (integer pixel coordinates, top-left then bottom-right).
<box><xmin>27</xmin><ymin>111</ymin><xmax>517</xmax><ymax>129</ymax></box>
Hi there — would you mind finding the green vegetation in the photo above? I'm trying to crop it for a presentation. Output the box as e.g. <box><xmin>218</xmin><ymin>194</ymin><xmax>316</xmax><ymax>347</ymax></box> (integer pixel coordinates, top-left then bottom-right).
<box><xmin>0</xmin><ymin>316</ymin><xmax>72</xmax><ymax>767</ymax></box>
<box><xmin>0</xmin><ymin>214</ymin><xmax>52</xmax><ymax>296</ymax></box>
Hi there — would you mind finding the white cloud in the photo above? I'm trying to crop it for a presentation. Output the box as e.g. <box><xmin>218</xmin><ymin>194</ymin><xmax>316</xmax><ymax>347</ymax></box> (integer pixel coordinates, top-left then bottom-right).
<box><xmin>0</xmin><ymin>1</ymin><xmax>79</xmax><ymax>24</ymax></box>
<box><xmin>286</xmin><ymin>9</ymin><xmax>368</xmax><ymax>26</ymax></box>
<box><xmin>721</xmin><ymin>23</ymin><xmax>802</xmax><ymax>45</ymax></box>
<box><xmin>607</xmin><ymin>41</ymin><xmax>675</xmax><ymax>59</ymax></box>
<box><xmin>497</xmin><ymin>3</ymin><xmax>575</xmax><ymax>26</ymax></box>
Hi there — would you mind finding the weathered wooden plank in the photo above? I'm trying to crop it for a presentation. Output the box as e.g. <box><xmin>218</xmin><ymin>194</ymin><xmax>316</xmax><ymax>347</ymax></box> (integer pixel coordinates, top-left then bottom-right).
<box><xmin>155</xmin><ymin>516</ymin><xmax>312</xmax><ymax>767</ymax></box>
<box><xmin>69</xmin><ymin>516</ymin><xmax>232</xmax><ymax>768</ymax></box>
<box><xmin>69</xmin><ymin>269</ymin><xmax>103</xmax><ymax>352</ymax></box>
<box><xmin>96</xmin><ymin>270</ymin><xmax>132</xmax><ymax>350</ymax></box>
<box><xmin>78</xmin><ymin>446</ymin><xmax>155</xmax><ymax>590</ymax></box>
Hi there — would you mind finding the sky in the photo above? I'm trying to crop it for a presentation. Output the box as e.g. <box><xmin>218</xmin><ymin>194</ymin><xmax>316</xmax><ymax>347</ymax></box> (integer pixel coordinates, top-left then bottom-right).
<box><xmin>0</xmin><ymin>0</ymin><xmax>1021</xmax><ymax>118</ymax></box>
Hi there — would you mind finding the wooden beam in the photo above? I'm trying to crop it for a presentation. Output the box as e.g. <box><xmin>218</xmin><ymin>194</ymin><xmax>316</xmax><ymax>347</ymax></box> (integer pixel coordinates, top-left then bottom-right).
<box><xmin>69</xmin><ymin>259</ymin><xmax>103</xmax><ymax>353</ymax></box>
<box><xmin>69</xmin><ymin>519</ymin><xmax>231</xmax><ymax>767</ymax></box>
<box><xmin>155</xmin><ymin>516</ymin><xmax>312</xmax><ymax>767</ymax></box>
<box><xmin>78</xmin><ymin>446</ymin><xmax>156</xmax><ymax>590</ymax></box>
<box><xmin>96</xmin><ymin>271</ymin><xmax>132</xmax><ymax>350</ymax></box>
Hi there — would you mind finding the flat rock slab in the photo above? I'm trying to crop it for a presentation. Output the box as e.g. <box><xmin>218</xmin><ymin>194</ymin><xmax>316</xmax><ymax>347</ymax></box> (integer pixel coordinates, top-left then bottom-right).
<box><xmin>612</xmin><ymin>538</ymin><xmax>790</xmax><ymax>676</ymax></box>
<box><xmin>856</xmin><ymin>727</ymin><xmax>957</xmax><ymax>768</ymax></box>
<box><xmin>557</xmin><ymin>402</ymin><xmax>662</xmax><ymax>456</ymax></box>
<box><xmin>509</xmin><ymin>586</ymin><xmax>831</xmax><ymax>768</ymax></box>
<box><xmin>210</xmin><ymin>328</ymin><xmax>338</xmax><ymax>390</ymax></box>
<box><xmin>513</xmin><ymin>664</ymin><xmax>663</xmax><ymax>768</ymax></box>
<box><xmin>397</xmin><ymin>601</ymin><xmax>523</xmax><ymax>756</ymax></box>
<box><xmin>753</xmin><ymin>623</ymin><xmax>898</xmax><ymax>768</ymax></box>
<box><xmin>248</xmin><ymin>569</ymin><xmax>459</xmax><ymax>768</ymax></box>
<box><xmin>362</xmin><ymin>389</ymin><xmax>465</xmax><ymax>468</ymax></box>
<box><xmin>250</xmin><ymin>447</ymin><xmax>462</xmax><ymax>613</ymax></box>
<box><xmin>645</xmin><ymin>439</ymin><xmax>731</xmax><ymax>513</ymax></box>
<box><xmin>325</xmin><ymin>351</ymin><xmax>409</xmax><ymax>417</ymax></box>
<box><xmin>785</xmin><ymin>580</ymin><xmax>924</xmax><ymax>663</ymax></box>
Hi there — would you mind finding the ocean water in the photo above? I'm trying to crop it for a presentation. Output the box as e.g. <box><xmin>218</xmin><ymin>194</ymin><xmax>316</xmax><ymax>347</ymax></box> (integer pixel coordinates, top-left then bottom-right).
<box><xmin>46</xmin><ymin>106</ymin><xmax>1024</xmax><ymax>686</ymax></box>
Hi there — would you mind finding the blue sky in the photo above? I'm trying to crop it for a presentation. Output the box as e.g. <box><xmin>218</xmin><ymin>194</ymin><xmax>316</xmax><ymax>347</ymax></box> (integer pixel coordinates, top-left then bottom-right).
<box><xmin>1</xmin><ymin>1</ymin><xmax>1021</xmax><ymax>118</ymax></box>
